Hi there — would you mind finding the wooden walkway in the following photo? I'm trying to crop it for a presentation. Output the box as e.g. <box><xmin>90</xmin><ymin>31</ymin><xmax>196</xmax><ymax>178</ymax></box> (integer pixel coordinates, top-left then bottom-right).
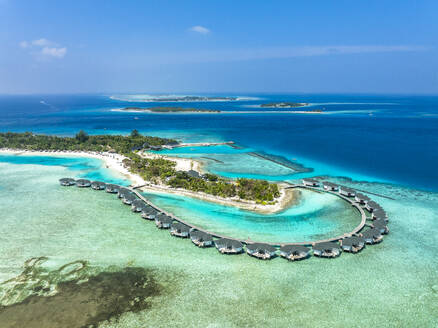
<box><xmin>130</xmin><ymin>183</ymin><xmax>368</xmax><ymax>247</ymax></box>
<box><xmin>163</xmin><ymin>141</ymin><xmax>234</xmax><ymax>149</ymax></box>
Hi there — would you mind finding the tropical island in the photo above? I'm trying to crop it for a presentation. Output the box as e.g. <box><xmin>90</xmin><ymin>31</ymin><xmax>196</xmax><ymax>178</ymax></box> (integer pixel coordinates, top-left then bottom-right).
<box><xmin>148</xmin><ymin>96</ymin><xmax>236</xmax><ymax>102</ymax></box>
<box><xmin>0</xmin><ymin>131</ymin><xmax>286</xmax><ymax>208</ymax></box>
<box><xmin>260</xmin><ymin>102</ymin><xmax>309</xmax><ymax>108</ymax></box>
<box><xmin>120</xmin><ymin>106</ymin><xmax>221</xmax><ymax>113</ymax></box>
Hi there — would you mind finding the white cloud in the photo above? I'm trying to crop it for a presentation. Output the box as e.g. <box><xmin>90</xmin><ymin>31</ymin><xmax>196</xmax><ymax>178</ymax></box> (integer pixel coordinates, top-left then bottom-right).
<box><xmin>189</xmin><ymin>25</ymin><xmax>210</xmax><ymax>35</ymax></box>
<box><xmin>19</xmin><ymin>38</ymin><xmax>67</xmax><ymax>59</ymax></box>
<box><xmin>41</xmin><ymin>46</ymin><xmax>67</xmax><ymax>58</ymax></box>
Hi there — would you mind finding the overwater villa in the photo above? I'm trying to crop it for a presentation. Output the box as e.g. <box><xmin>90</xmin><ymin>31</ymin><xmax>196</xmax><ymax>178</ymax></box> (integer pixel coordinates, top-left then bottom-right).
<box><xmin>372</xmin><ymin>209</ymin><xmax>388</xmax><ymax>221</ymax></box>
<box><xmin>302</xmin><ymin>178</ymin><xmax>319</xmax><ymax>187</ymax></box>
<box><xmin>131</xmin><ymin>199</ymin><xmax>147</xmax><ymax>212</ymax></box>
<box><xmin>155</xmin><ymin>214</ymin><xmax>173</xmax><ymax>229</ymax></box>
<box><xmin>365</xmin><ymin>200</ymin><xmax>381</xmax><ymax>212</ymax></box>
<box><xmin>313</xmin><ymin>242</ymin><xmax>342</xmax><ymax>258</ymax></box>
<box><xmin>59</xmin><ymin>178</ymin><xmax>76</xmax><ymax>186</ymax></box>
<box><xmin>279</xmin><ymin>245</ymin><xmax>311</xmax><ymax>261</ymax></box>
<box><xmin>371</xmin><ymin>220</ymin><xmax>389</xmax><ymax>234</ymax></box>
<box><xmin>122</xmin><ymin>193</ymin><xmax>137</xmax><ymax>205</ymax></box>
<box><xmin>105</xmin><ymin>184</ymin><xmax>119</xmax><ymax>193</ymax></box>
<box><xmin>322</xmin><ymin>182</ymin><xmax>339</xmax><ymax>191</ymax></box>
<box><xmin>355</xmin><ymin>193</ymin><xmax>371</xmax><ymax>205</ymax></box>
<box><xmin>341</xmin><ymin>236</ymin><xmax>366</xmax><ymax>253</ymax></box>
<box><xmin>361</xmin><ymin>228</ymin><xmax>383</xmax><ymax>244</ymax></box>
<box><xmin>117</xmin><ymin>188</ymin><xmax>131</xmax><ymax>198</ymax></box>
<box><xmin>246</xmin><ymin>243</ymin><xmax>277</xmax><ymax>260</ymax></box>
<box><xmin>214</xmin><ymin>238</ymin><xmax>244</xmax><ymax>254</ymax></box>
<box><xmin>170</xmin><ymin>222</ymin><xmax>191</xmax><ymax>238</ymax></box>
<box><xmin>76</xmin><ymin>179</ymin><xmax>91</xmax><ymax>188</ymax></box>
<box><xmin>141</xmin><ymin>207</ymin><xmax>158</xmax><ymax>220</ymax></box>
<box><xmin>91</xmin><ymin>181</ymin><xmax>106</xmax><ymax>190</ymax></box>
<box><xmin>190</xmin><ymin>230</ymin><xmax>213</xmax><ymax>248</ymax></box>
<box><xmin>339</xmin><ymin>186</ymin><xmax>356</xmax><ymax>197</ymax></box>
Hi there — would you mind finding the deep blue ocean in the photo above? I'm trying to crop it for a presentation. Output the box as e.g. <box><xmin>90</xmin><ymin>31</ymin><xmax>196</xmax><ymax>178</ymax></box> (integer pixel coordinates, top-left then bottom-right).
<box><xmin>0</xmin><ymin>93</ymin><xmax>437</xmax><ymax>191</ymax></box>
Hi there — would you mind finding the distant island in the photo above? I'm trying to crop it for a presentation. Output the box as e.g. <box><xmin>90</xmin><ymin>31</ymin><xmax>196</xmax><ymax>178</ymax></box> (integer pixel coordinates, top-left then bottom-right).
<box><xmin>149</xmin><ymin>96</ymin><xmax>237</xmax><ymax>102</ymax></box>
<box><xmin>121</xmin><ymin>107</ymin><xmax>221</xmax><ymax>113</ymax></box>
<box><xmin>260</xmin><ymin>102</ymin><xmax>309</xmax><ymax>108</ymax></box>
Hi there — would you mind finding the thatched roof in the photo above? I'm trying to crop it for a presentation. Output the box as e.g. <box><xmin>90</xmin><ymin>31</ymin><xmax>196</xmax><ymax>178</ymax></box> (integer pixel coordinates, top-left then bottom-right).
<box><xmin>246</xmin><ymin>243</ymin><xmax>276</xmax><ymax>254</ymax></box>
<box><xmin>313</xmin><ymin>242</ymin><xmax>340</xmax><ymax>252</ymax></box>
<box><xmin>214</xmin><ymin>238</ymin><xmax>243</xmax><ymax>250</ymax></box>
<box><xmin>170</xmin><ymin>222</ymin><xmax>190</xmax><ymax>233</ymax></box>
<box><xmin>190</xmin><ymin>230</ymin><xmax>213</xmax><ymax>242</ymax></box>
<box><xmin>280</xmin><ymin>245</ymin><xmax>310</xmax><ymax>255</ymax></box>
<box><xmin>341</xmin><ymin>236</ymin><xmax>365</xmax><ymax>247</ymax></box>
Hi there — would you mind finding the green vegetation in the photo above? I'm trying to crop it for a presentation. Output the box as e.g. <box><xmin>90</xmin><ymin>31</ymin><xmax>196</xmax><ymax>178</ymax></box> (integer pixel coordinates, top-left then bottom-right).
<box><xmin>0</xmin><ymin>131</ymin><xmax>281</xmax><ymax>203</ymax></box>
<box><xmin>123</xmin><ymin>107</ymin><xmax>220</xmax><ymax>113</ymax></box>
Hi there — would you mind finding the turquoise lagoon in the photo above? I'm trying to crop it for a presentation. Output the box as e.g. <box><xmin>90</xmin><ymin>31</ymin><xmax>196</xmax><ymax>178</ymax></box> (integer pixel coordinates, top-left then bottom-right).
<box><xmin>0</xmin><ymin>155</ymin><xmax>437</xmax><ymax>327</ymax></box>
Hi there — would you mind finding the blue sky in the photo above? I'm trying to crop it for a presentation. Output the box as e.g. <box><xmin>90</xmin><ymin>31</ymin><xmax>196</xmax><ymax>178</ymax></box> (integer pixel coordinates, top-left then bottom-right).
<box><xmin>0</xmin><ymin>0</ymin><xmax>437</xmax><ymax>94</ymax></box>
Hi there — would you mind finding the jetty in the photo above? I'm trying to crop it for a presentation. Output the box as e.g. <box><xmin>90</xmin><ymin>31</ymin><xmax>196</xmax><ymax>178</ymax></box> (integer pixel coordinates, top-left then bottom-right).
<box><xmin>163</xmin><ymin>141</ymin><xmax>235</xmax><ymax>149</ymax></box>
<box><xmin>60</xmin><ymin>177</ymin><xmax>389</xmax><ymax>262</ymax></box>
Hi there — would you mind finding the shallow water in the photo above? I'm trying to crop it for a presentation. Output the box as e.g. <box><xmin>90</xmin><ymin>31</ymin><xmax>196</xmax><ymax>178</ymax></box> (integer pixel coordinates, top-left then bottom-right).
<box><xmin>0</xmin><ymin>158</ymin><xmax>437</xmax><ymax>327</ymax></box>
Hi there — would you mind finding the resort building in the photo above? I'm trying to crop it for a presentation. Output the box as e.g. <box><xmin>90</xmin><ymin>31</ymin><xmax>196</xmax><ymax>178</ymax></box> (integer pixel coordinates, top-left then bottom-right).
<box><xmin>105</xmin><ymin>184</ymin><xmax>119</xmax><ymax>193</ymax></box>
<box><xmin>155</xmin><ymin>214</ymin><xmax>173</xmax><ymax>229</ymax></box>
<box><xmin>302</xmin><ymin>178</ymin><xmax>319</xmax><ymax>187</ymax></box>
<box><xmin>59</xmin><ymin>178</ymin><xmax>76</xmax><ymax>186</ymax></box>
<box><xmin>190</xmin><ymin>230</ymin><xmax>213</xmax><ymax>248</ymax></box>
<box><xmin>361</xmin><ymin>228</ymin><xmax>383</xmax><ymax>244</ymax></box>
<box><xmin>76</xmin><ymin>179</ymin><xmax>91</xmax><ymax>188</ymax></box>
<box><xmin>131</xmin><ymin>199</ymin><xmax>147</xmax><ymax>212</ymax></box>
<box><xmin>214</xmin><ymin>238</ymin><xmax>244</xmax><ymax>254</ymax></box>
<box><xmin>149</xmin><ymin>145</ymin><xmax>162</xmax><ymax>151</ymax></box>
<box><xmin>355</xmin><ymin>193</ymin><xmax>371</xmax><ymax>205</ymax></box>
<box><xmin>365</xmin><ymin>200</ymin><xmax>381</xmax><ymax>213</ymax></box>
<box><xmin>372</xmin><ymin>209</ymin><xmax>388</xmax><ymax>221</ymax></box>
<box><xmin>246</xmin><ymin>243</ymin><xmax>277</xmax><ymax>260</ymax></box>
<box><xmin>371</xmin><ymin>220</ymin><xmax>389</xmax><ymax>234</ymax></box>
<box><xmin>91</xmin><ymin>181</ymin><xmax>106</xmax><ymax>190</ymax></box>
<box><xmin>117</xmin><ymin>188</ymin><xmax>131</xmax><ymax>199</ymax></box>
<box><xmin>313</xmin><ymin>242</ymin><xmax>342</xmax><ymax>258</ymax></box>
<box><xmin>122</xmin><ymin>193</ymin><xmax>137</xmax><ymax>205</ymax></box>
<box><xmin>341</xmin><ymin>236</ymin><xmax>365</xmax><ymax>253</ymax></box>
<box><xmin>322</xmin><ymin>182</ymin><xmax>339</xmax><ymax>191</ymax></box>
<box><xmin>170</xmin><ymin>222</ymin><xmax>191</xmax><ymax>238</ymax></box>
<box><xmin>187</xmin><ymin>170</ymin><xmax>201</xmax><ymax>179</ymax></box>
<box><xmin>141</xmin><ymin>207</ymin><xmax>158</xmax><ymax>220</ymax></box>
<box><xmin>279</xmin><ymin>245</ymin><xmax>311</xmax><ymax>261</ymax></box>
<box><xmin>339</xmin><ymin>186</ymin><xmax>356</xmax><ymax>197</ymax></box>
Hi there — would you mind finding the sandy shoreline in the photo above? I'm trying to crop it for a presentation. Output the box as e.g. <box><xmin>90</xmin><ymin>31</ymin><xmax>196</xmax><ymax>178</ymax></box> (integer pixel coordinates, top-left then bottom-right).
<box><xmin>110</xmin><ymin>108</ymin><xmax>323</xmax><ymax>115</ymax></box>
<box><xmin>0</xmin><ymin>148</ymin><xmax>297</xmax><ymax>214</ymax></box>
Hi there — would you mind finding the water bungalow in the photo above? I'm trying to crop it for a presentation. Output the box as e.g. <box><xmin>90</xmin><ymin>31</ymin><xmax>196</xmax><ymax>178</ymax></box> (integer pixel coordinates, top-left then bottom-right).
<box><xmin>155</xmin><ymin>214</ymin><xmax>173</xmax><ymax>229</ymax></box>
<box><xmin>122</xmin><ymin>193</ymin><xmax>137</xmax><ymax>205</ymax></box>
<box><xmin>214</xmin><ymin>238</ymin><xmax>243</xmax><ymax>254</ymax></box>
<box><xmin>313</xmin><ymin>242</ymin><xmax>341</xmax><ymax>258</ymax></box>
<box><xmin>170</xmin><ymin>222</ymin><xmax>191</xmax><ymax>238</ymax></box>
<box><xmin>365</xmin><ymin>200</ymin><xmax>381</xmax><ymax>212</ymax></box>
<box><xmin>59</xmin><ymin>178</ymin><xmax>76</xmax><ymax>186</ymax></box>
<box><xmin>190</xmin><ymin>230</ymin><xmax>213</xmax><ymax>247</ymax></box>
<box><xmin>371</xmin><ymin>220</ymin><xmax>389</xmax><ymax>234</ymax></box>
<box><xmin>372</xmin><ymin>209</ymin><xmax>388</xmax><ymax>221</ymax></box>
<box><xmin>302</xmin><ymin>178</ymin><xmax>319</xmax><ymax>187</ymax></box>
<box><xmin>361</xmin><ymin>228</ymin><xmax>383</xmax><ymax>244</ymax></box>
<box><xmin>246</xmin><ymin>243</ymin><xmax>277</xmax><ymax>260</ymax></box>
<box><xmin>322</xmin><ymin>182</ymin><xmax>339</xmax><ymax>191</ymax></box>
<box><xmin>117</xmin><ymin>188</ymin><xmax>131</xmax><ymax>198</ymax></box>
<box><xmin>279</xmin><ymin>245</ymin><xmax>311</xmax><ymax>261</ymax></box>
<box><xmin>355</xmin><ymin>193</ymin><xmax>371</xmax><ymax>205</ymax></box>
<box><xmin>131</xmin><ymin>199</ymin><xmax>147</xmax><ymax>212</ymax></box>
<box><xmin>91</xmin><ymin>181</ymin><xmax>106</xmax><ymax>190</ymax></box>
<box><xmin>339</xmin><ymin>186</ymin><xmax>356</xmax><ymax>197</ymax></box>
<box><xmin>341</xmin><ymin>236</ymin><xmax>365</xmax><ymax>253</ymax></box>
<box><xmin>76</xmin><ymin>179</ymin><xmax>91</xmax><ymax>188</ymax></box>
<box><xmin>141</xmin><ymin>207</ymin><xmax>158</xmax><ymax>220</ymax></box>
<box><xmin>105</xmin><ymin>184</ymin><xmax>119</xmax><ymax>193</ymax></box>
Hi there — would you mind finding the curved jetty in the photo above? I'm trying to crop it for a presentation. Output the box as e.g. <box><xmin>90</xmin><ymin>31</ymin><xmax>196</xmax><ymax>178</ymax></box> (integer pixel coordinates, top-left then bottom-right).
<box><xmin>215</xmin><ymin>238</ymin><xmax>243</xmax><ymax>254</ymax></box>
<box><xmin>64</xmin><ymin>178</ymin><xmax>390</xmax><ymax>262</ymax></box>
<box><xmin>91</xmin><ymin>181</ymin><xmax>106</xmax><ymax>190</ymax></box>
<box><xmin>190</xmin><ymin>230</ymin><xmax>213</xmax><ymax>247</ymax></box>
<box><xmin>170</xmin><ymin>222</ymin><xmax>190</xmax><ymax>238</ymax></box>
<box><xmin>59</xmin><ymin>178</ymin><xmax>76</xmax><ymax>186</ymax></box>
<box><xmin>361</xmin><ymin>228</ymin><xmax>383</xmax><ymax>244</ymax></box>
<box><xmin>246</xmin><ymin>243</ymin><xmax>277</xmax><ymax>260</ymax></box>
<box><xmin>341</xmin><ymin>236</ymin><xmax>365</xmax><ymax>253</ymax></box>
<box><xmin>313</xmin><ymin>242</ymin><xmax>341</xmax><ymax>258</ymax></box>
<box><xmin>76</xmin><ymin>179</ymin><xmax>91</xmax><ymax>188</ymax></box>
<box><xmin>279</xmin><ymin>245</ymin><xmax>311</xmax><ymax>261</ymax></box>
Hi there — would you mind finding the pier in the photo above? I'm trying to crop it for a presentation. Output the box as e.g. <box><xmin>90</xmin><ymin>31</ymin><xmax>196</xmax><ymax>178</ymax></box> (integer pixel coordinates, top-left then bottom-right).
<box><xmin>163</xmin><ymin>141</ymin><xmax>235</xmax><ymax>149</ymax></box>
<box><xmin>60</xmin><ymin>177</ymin><xmax>388</xmax><ymax>261</ymax></box>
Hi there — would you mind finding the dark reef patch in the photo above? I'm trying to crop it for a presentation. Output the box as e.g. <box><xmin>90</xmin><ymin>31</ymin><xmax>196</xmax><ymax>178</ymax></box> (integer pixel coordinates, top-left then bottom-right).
<box><xmin>0</xmin><ymin>258</ymin><xmax>164</xmax><ymax>328</ymax></box>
